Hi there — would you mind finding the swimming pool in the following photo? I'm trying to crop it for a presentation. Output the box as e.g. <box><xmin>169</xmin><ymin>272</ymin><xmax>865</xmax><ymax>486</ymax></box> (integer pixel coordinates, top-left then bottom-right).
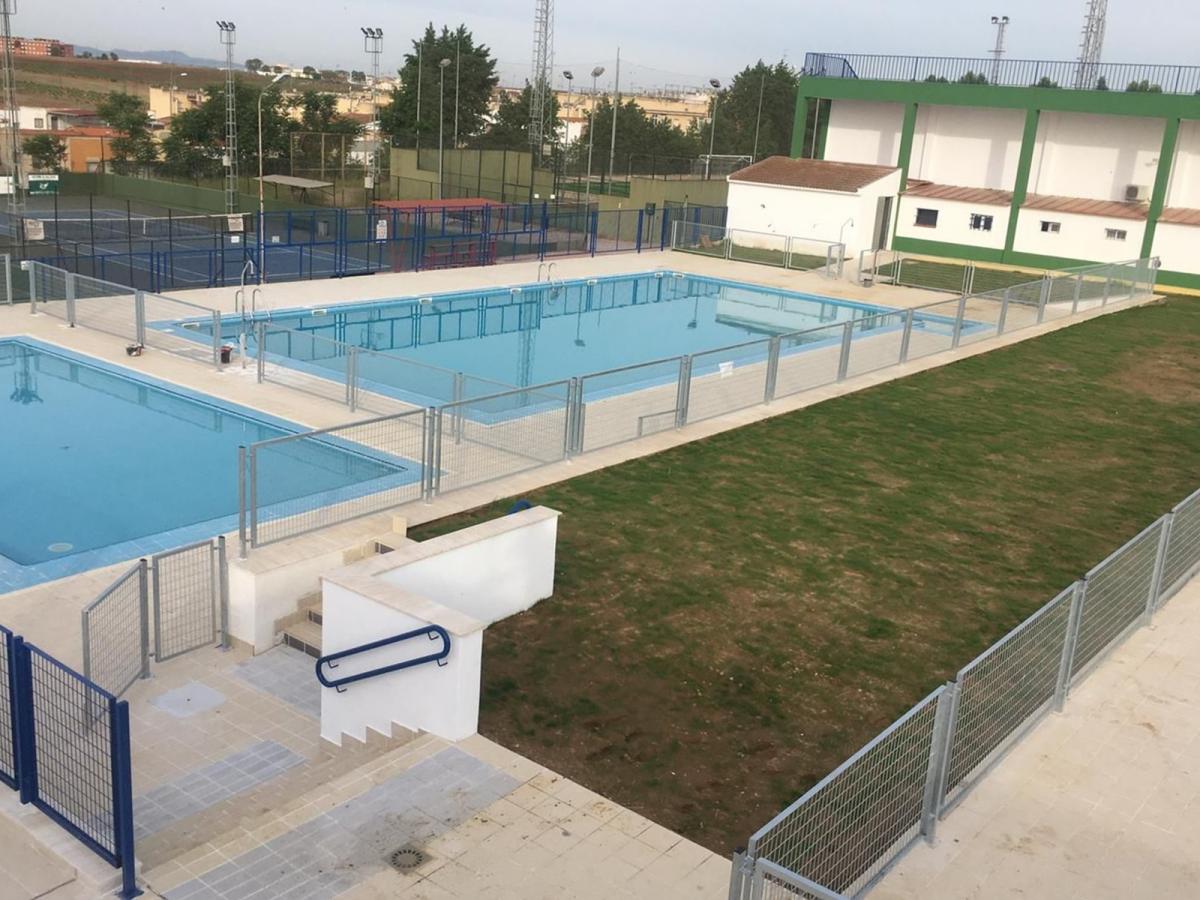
<box><xmin>0</xmin><ymin>339</ymin><xmax>418</xmax><ymax>589</ymax></box>
<box><xmin>215</xmin><ymin>272</ymin><xmax>902</xmax><ymax>407</ymax></box>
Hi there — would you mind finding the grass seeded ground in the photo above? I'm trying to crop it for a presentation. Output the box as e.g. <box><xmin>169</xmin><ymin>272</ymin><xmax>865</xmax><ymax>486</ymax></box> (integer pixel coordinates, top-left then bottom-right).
<box><xmin>410</xmin><ymin>295</ymin><xmax>1200</xmax><ymax>853</ymax></box>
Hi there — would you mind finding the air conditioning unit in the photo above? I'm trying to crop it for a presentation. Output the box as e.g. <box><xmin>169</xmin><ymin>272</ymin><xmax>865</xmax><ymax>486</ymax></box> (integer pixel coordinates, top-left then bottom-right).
<box><xmin>1125</xmin><ymin>184</ymin><xmax>1150</xmax><ymax>202</ymax></box>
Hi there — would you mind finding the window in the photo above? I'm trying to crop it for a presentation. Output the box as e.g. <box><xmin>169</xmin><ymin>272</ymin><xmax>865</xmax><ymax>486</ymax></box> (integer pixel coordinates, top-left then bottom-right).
<box><xmin>914</xmin><ymin>208</ymin><xmax>939</xmax><ymax>228</ymax></box>
<box><xmin>33</xmin><ymin>117</ymin><xmax>44</xmax><ymax>129</ymax></box>
<box><xmin>1040</xmin><ymin>220</ymin><xmax>1061</xmax><ymax>233</ymax></box>
<box><xmin>968</xmin><ymin>213</ymin><xmax>994</xmax><ymax>232</ymax></box>
<box><xmin>1105</xmin><ymin>228</ymin><xmax>1128</xmax><ymax>241</ymax></box>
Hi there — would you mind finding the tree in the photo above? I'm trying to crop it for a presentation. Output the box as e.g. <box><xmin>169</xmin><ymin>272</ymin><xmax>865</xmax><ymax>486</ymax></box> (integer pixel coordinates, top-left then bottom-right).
<box><xmin>958</xmin><ymin>71</ymin><xmax>988</xmax><ymax>84</ymax></box>
<box><xmin>161</xmin><ymin>82</ymin><xmax>296</xmax><ymax>179</ymax></box>
<box><xmin>578</xmin><ymin>96</ymin><xmax>699</xmax><ymax>178</ymax></box>
<box><xmin>97</xmin><ymin>91</ymin><xmax>157</xmax><ymax>170</ymax></box>
<box><xmin>692</xmin><ymin>60</ymin><xmax>799</xmax><ymax>163</ymax></box>
<box><xmin>110</xmin><ymin>52</ymin><xmax>120</xmax><ymax>61</ymax></box>
<box><xmin>380</xmin><ymin>24</ymin><xmax>499</xmax><ymax>147</ymax></box>
<box><xmin>1126</xmin><ymin>79</ymin><xmax>1163</xmax><ymax>93</ymax></box>
<box><xmin>302</xmin><ymin>66</ymin><xmax>318</xmax><ymax>80</ymax></box>
<box><xmin>23</xmin><ymin>134</ymin><xmax>66</xmax><ymax>171</ymax></box>
<box><xmin>351</xmin><ymin>70</ymin><xmax>366</xmax><ymax>83</ymax></box>
<box><xmin>474</xmin><ymin>83</ymin><xmax>560</xmax><ymax>151</ymax></box>
<box><xmin>245</xmin><ymin>58</ymin><xmax>263</xmax><ymax>72</ymax></box>
<box><xmin>1033</xmin><ymin>76</ymin><xmax>1060</xmax><ymax>88</ymax></box>
<box><xmin>1096</xmin><ymin>76</ymin><xmax>1109</xmax><ymax>91</ymax></box>
<box><xmin>297</xmin><ymin>90</ymin><xmax>362</xmax><ymax>134</ymax></box>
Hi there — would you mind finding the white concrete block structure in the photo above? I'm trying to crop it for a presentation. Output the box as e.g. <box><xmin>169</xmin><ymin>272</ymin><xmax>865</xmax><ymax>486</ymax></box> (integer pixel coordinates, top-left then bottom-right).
<box><xmin>789</xmin><ymin>51</ymin><xmax>1200</xmax><ymax>290</ymax></box>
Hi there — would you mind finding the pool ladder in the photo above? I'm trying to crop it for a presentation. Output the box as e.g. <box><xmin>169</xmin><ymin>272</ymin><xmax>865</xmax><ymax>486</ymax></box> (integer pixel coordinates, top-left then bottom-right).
<box><xmin>537</xmin><ymin>261</ymin><xmax>562</xmax><ymax>299</ymax></box>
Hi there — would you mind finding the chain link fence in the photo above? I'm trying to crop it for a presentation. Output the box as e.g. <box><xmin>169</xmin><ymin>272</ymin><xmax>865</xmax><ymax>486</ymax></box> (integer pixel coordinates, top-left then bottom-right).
<box><xmin>730</xmin><ymin>482</ymin><xmax>1200</xmax><ymax>899</ymax></box>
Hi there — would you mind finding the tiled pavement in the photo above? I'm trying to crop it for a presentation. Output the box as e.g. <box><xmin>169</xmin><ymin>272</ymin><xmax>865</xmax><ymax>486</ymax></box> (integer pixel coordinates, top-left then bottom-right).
<box><xmin>233</xmin><ymin>645</ymin><xmax>323</xmax><ymax>719</ymax></box>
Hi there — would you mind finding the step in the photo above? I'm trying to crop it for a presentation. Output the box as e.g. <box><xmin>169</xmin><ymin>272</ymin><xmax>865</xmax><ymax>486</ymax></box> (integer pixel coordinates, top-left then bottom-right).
<box><xmin>282</xmin><ymin>618</ymin><xmax>322</xmax><ymax>658</ymax></box>
<box><xmin>306</xmin><ymin>602</ymin><xmax>323</xmax><ymax>626</ymax></box>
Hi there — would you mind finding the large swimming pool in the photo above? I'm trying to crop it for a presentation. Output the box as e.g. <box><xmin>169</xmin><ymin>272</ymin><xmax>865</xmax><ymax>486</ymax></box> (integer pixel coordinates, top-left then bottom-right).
<box><xmin>0</xmin><ymin>339</ymin><xmax>415</xmax><ymax>589</ymax></box>
<box><xmin>217</xmin><ymin>272</ymin><xmax>900</xmax><ymax>405</ymax></box>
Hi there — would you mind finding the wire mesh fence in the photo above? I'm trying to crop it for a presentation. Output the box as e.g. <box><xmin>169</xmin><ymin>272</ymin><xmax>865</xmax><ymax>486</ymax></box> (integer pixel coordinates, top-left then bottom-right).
<box><xmin>0</xmin><ymin>627</ymin><xmax>13</xmax><ymax>789</ymax></box>
<box><xmin>82</xmin><ymin>562</ymin><xmax>149</xmax><ymax>698</ymax></box>
<box><xmin>675</xmin><ymin>223</ymin><xmax>846</xmax><ymax>278</ymax></box>
<box><xmin>152</xmin><ymin>539</ymin><xmax>226</xmax><ymax>662</ymax></box>
<box><xmin>731</xmin><ymin>482</ymin><xmax>1200</xmax><ymax>900</ymax></box>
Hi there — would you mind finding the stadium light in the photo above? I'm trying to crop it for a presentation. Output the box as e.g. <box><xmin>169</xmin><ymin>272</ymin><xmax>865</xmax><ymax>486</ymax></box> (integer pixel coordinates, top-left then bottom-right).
<box><xmin>257</xmin><ymin>72</ymin><xmax>290</xmax><ymax>284</ymax></box>
<box><xmin>439</xmin><ymin>58</ymin><xmax>452</xmax><ymax>200</ymax></box>
<box><xmin>706</xmin><ymin>78</ymin><xmax>722</xmax><ymax>180</ymax></box>
<box><xmin>584</xmin><ymin>67</ymin><xmax>606</xmax><ymax>210</ymax></box>
<box><xmin>561</xmin><ymin>70</ymin><xmax>575</xmax><ymax>167</ymax></box>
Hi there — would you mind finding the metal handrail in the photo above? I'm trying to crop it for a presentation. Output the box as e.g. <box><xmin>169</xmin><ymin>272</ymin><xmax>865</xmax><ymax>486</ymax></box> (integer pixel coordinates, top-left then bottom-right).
<box><xmin>315</xmin><ymin>625</ymin><xmax>452</xmax><ymax>692</ymax></box>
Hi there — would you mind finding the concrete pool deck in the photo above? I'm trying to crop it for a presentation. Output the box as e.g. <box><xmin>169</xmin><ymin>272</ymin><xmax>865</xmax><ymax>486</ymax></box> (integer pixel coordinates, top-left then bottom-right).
<box><xmin>0</xmin><ymin>249</ymin><xmax>1160</xmax><ymax>898</ymax></box>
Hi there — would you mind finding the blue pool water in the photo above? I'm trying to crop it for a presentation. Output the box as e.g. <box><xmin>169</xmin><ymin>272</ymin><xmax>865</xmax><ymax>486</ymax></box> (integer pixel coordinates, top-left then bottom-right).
<box><xmin>219</xmin><ymin>272</ymin><xmax>899</xmax><ymax>402</ymax></box>
<box><xmin>0</xmin><ymin>339</ymin><xmax>410</xmax><ymax>587</ymax></box>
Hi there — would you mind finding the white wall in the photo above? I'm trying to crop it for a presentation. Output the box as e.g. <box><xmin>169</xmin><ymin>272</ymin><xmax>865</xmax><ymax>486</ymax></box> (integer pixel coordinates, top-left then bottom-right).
<box><xmin>1165</xmin><ymin>120</ymin><xmax>1200</xmax><ymax>209</ymax></box>
<box><xmin>1012</xmin><ymin>209</ymin><xmax>1146</xmax><ymax>262</ymax></box>
<box><xmin>726</xmin><ymin>169</ymin><xmax>902</xmax><ymax>259</ymax></box>
<box><xmin>1028</xmin><ymin>112</ymin><xmax>1164</xmax><ymax>202</ymax></box>
<box><xmin>822</xmin><ymin>100</ymin><xmax>905</xmax><ymax>166</ymax></box>
<box><xmin>908</xmin><ymin>106</ymin><xmax>1025</xmax><ymax>190</ymax></box>
<box><xmin>228</xmin><ymin>545</ymin><xmax>349</xmax><ymax>653</ymax></box>
<box><xmin>894</xmin><ymin>195</ymin><xmax>1009</xmax><ymax>251</ymax></box>
<box><xmin>1148</xmin><ymin>223</ymin><xmax>1200</xmax><ymax>276</ymax></box>
<box><xmin>320</xmin><ymin>506</ymin><xmax>560</xmax><ymax>744</ymax></box>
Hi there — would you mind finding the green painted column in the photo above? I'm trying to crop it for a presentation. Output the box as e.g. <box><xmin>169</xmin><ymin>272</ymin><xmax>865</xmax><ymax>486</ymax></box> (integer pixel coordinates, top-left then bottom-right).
<box><xmin>790</xmin><ymin>95</ymin><xmax>814</xmax><ymax>157</ymax></box>
<box><xmin>1004</xmin><ymin>108</ymin><xmax>1042</xmax><ymax>256</ymax></box>
<box><xmin>1141</xmin><ymin>117</ymin><xmax>1181</xmax><ymax>259</ymax></box>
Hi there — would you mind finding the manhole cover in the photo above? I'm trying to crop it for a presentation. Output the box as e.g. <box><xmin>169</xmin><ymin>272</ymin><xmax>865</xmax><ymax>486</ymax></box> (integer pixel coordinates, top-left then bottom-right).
<box><xmin>388</xmin><ymin>847</ymin><xmax>427</xmax><ymax>871</ymax></box>
<box><xmin>47</xmin><ymin>542</ymin><xmax>73</xmax><ymax>553</ymax></box>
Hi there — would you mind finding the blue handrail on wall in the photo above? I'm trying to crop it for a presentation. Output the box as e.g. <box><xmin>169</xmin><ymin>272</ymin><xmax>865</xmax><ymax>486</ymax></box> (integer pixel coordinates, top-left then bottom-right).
<box><xmin>315</xmin><ymin>625</ymin><xmax>452</xmax><ymax>692</ymax></box>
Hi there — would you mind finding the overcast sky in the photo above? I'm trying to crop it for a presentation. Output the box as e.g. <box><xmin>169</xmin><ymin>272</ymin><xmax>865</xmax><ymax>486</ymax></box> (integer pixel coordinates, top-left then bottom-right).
<box><xmin>21</xmin><ymin>0</ymin><xmax>1200</xmax><ymax>92</ymax></box>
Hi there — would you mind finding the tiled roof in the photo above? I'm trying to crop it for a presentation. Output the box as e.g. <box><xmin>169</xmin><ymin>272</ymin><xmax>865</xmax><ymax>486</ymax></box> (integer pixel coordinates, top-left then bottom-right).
<box><xmin>1158</xmin><ymin>207</ymin><xmax>1200</xmax><ymax>227</ymax></box>
<box><xmin>729</xmin><ymin>156</ymin><xmax>898</xmax><ymax>192</ymax></box>
<box><xmin>1024</xmin><ymin>194</ymin><xmax>1148</xmax><ymax>220</ymax></box>
<box><xmin>904</xmin><ymin>181</ymin><xmax>1013</xmax><ymax>206</ymax></box>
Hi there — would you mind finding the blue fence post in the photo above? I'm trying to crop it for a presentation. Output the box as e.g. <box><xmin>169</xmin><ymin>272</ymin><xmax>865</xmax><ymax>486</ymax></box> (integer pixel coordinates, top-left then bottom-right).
<box><xmin>11</xmin><ymin>637</ymin><xmax>35</xmax><ymax>805</ymax></box>
<box><xmin>590</xmin><ymin>209</ymin><xmax>599</xmax><ymax>257</ymax></box>
<box><xmin>1</xmin><ymin>629</ymin><xmax>17</xmax><ymax>789</ymax></box>
<box><xmin>636</xmin><ymin>210</ymin><xmax>644</xmax><ymax>253</ymax></box>
<box><xmin>660</xmin><ymin>207</ymin><xmax>671</xmax><ymax>250</ymax></box>
<box><xmin>110</xmin><ymin>699</ymin><xmax>142</xmax><ymax>898</ymax></box>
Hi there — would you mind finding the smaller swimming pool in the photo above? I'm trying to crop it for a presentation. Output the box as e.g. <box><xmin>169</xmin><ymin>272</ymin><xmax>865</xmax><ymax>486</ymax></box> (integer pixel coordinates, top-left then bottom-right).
<box><xmin>0</xmin><ymin>339</ymin><xmax>420</xmax><ymax>590</ymax></box>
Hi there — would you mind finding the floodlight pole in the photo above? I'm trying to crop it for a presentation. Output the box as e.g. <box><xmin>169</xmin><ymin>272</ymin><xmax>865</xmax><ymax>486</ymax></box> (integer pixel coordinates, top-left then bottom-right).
<box><xmin>584</xmin><ymin>66</ymin><xmax>605</xmax><ymax>212</ymax></box>
<box><xmin>990</xmin><ymin>16</ymin><xmax>1010</xmax><ymax>84</ymax></box>
<box><xmin>752</xmin><ymin>70</ymin><xmax>766</xmax><ymax>161</ymax></box>
<box><xmin>438</xmin><ymin>58</ymin><xmax>451</xmax><ymax>200</ymax></box>
<box><xmin>415</xmin><ymin>44</ymin><xmax>423</xmax><ymax>151</ymax></box>
<box><xmin>706</xmin><ymin>78</ymin><xmax>721</xmax><ymax>180</ymax></box>
<box><xmin>454</xmin><ymin>36</ymin><xmax>461</xmax><ymax>148</ymax></box>
<box><xmin>361</xmin><ymin>27</ymin><xmax>383</xmax><ymax>202</ymax></box>
<box><xmin>561</xmin><ymin>70</ymin><xmax>574</xmax><ymax>190</ymax></box>
<box><xmin>607</xmin><ymin>47</ymin><xmax>620</xmax><ymax>183</ymax></box>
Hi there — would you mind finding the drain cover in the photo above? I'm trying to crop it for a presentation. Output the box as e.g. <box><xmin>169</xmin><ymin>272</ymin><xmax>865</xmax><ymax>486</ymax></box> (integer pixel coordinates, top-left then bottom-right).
<box><xmin>388</xmin><ymin>847</ymin><xmax>427</xmax><ymax>871</ymax></box>
<box><xmin>47</xmin><ymin>542</ymin><xmax>73</xmax><ymax>553</ymax></box>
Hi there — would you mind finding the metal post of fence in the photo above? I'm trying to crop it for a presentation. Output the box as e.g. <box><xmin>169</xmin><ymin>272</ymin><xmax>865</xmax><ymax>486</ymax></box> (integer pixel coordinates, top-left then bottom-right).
<box><xmin>216</xmin><ymin>536</ymin><xmax>230</xmax><ymax>649</ymax></box>
<box><xmin>674</xmin><ymin>356</ymin><xmax>692</xmax><ymax>428</ymax></box>
<box><xmin>763</xmin><ymin>336</ymin><xmax>781</xmax><ymax>403</ymax></box>
<box><xmin>898</xmin><ymin>308</ymin><xmax>915</xmax><ymax>363</ymax></box>
<box><xmin>110</xmin><ymin>700</ymin><xmax>142</xmax><ymax>899</ymax></box>
<box><xmin>452</xmin><ymin>372</ymin><xmax>465</xmax><ymax>445</ymax></box>
<box><xmin>920</xmin><ymin>682</ymin><xmax>959</xmax><ymax>844</ymax></box>
<box><xmin>783</xmin><ymin>236</ymin><xmax>794</xmax><ymax>271</ymax></box>
<box><xmin>256</xmin><ymin>321</ymin><xmax>266</xmax><ymax>383</ymax></box>
<box><xmin>1054</xmin><ymin>580</ymin><xmax>1086</xmax><ymax>711</ymax></box>
<box><xmin>1102</xmin><ymin>273</ymin><xmax>1113</xmax><ymax>306</ymax></box>
<box><xmin>728</xmin><ymin>850</ymin><xmax>749</xmax><ymax>900</ymax></box>
<box><xmin>134</xmin><ymin>291</ymin><xmax>146</xmax><ymax>346</ymax></box>
<box><xmin>431</xmin><ymin>408</ymin><xmax>444</xmax><ymax>497</ymax></box>
<box><xmin>1071</xmin><ymin>274</ymin><xmax>1083</xmax><ymax>314</ymax></box>
<box><xmin>65</xmin><ymin>272</ymin><xmax>76</xmax><ymax>327</ymax></box>
<box><xmin>26</xmin><ymin>262</ymin><xmax>37</xmax><ymax>314</ymax></box>
<box><xmin>422</xmin><ymin>408</ymin><xmax>436</xmax><ymax>502</ymax></box>
<box><xmin>996</xmin><ymin>287</ymin><xmax>1011</xmax><ymax>335</ymax></box>
<box><xmin>346</xmin><ymin>347</ymin><xmax>359</xmax><ymax>411</ymax></box>
<box><xmin>836</xmin><ymin>321</ymin><xmax>854</xmax><ymax>381</ymax></box>
<box><xmin>1036</xmin><ymin>274</ymin><xmax>1050</xmax><ymax>323</ymax></box>
<box><xmin>12</xmin><ymin>637</ymin><xmax>35</xmax><ymax>804</ymax></box>
<box><xmin>137</xmin><ymin>559</ymin><xmax>150</xmax><ymax>679</ymax></box>
<box><xmin>2</xmin><ymin>253</ymin><xmax>11</xmax><ymax>305</ymax></box>
<box><xmin>1146</xmin><ymin>514</ymin><xmax>1174</xmax><ymax>621</ymax></box>
<box><xmin>237</xmin><ymin>446</ymin><xmax>248</xmax><ymax>559</ymax></box>
<box><xmin>950</xmin><ymin>295</ymin><xmax>967</xmax><ymax>348</ymax></box>
<box><xmin>248</xmin><ymin>447</ymin><xmax>259</xmax><ymax>549</ymax></box>
<box><xmin>210</xmin><ymin>310</ymin><xmax>222</xmax><ymax>369</ymax></box>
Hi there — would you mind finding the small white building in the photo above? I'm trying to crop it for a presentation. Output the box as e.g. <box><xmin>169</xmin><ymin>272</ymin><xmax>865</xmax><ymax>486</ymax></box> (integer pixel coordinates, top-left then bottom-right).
<box><xmin>725</xmin><ymin>156</ymin><xmax>902</xmax><ymax>259</ymax></box>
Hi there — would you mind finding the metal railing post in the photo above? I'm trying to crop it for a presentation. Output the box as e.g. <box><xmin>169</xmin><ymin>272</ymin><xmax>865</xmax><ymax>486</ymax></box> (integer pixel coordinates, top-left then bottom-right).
<box><xmin>255</xmin><ymin>321</ymin><xmax>266</xmax><ymax>383</ymax></box>
<box><xmin>951</xmin><ymin>295</ymin><xmax>967</xmax><ymax>348</ymax></box>
<box><xmin>674</xmin><ymin>355</ymin><xmax>692</xmax><ymax>428</ymax></box>
<box><xmin>836</xmin><ymin>320</ymin><xmax>854</xmax><ymax>381</ymax></box>
<box><xmin>1102</xmin><ymin>273</ymin><xmax>1113</xmax><ymax>306</ymax></box>
<box><xmin>211</xmin><ymin>310</ymin><xmax>221</xmax><ymax>369</ymax></box>
<box><xmin>1036</xmin><ymin>274</ymin><xmax>1050</xmax><ymax>323</ymax></box>
<box><xmin>217</xmin><ymin>536</ymin><xmax>230</xmax><ymax>649</ymax></box>
<box><xmin>763</xmin><ymin>336</ymin><xmax>781</xmax><ymax>403</ymax></box>
<box><xmin>134</xmin><ymin>291</ymin><xmax>146</xmax><ymax>346</ymax></box>
<box><xmin>12</xmin><ymin>637</ymin><xmax>36</xmax><ymax>804</ymax></box>
<box><xmin>920</xmin><ymin>682</ymin><xmax>959</xmax><ymax>844</ymax></box>
<box><xmin>783</xmin><ymin>235</ymin><xmax>793</xmax><ymax>271</ymax></box>
<box><xmin>452</xmin><ymin>372</ymin><xmax>465</xmax><ymax>445</ymax></box>
<box><xmin>1145</xmin><ymin>514</ymin><xmax>1174</xmax><ymax>621</ymax></box>
<box><xmin>27</xmin><ymin>261</ymin><xmax>37</xmax><ymax>314</ymax></box>
<box><xmin>1054</xmin><ymin>580</ymin><xmax>1086</xmax><ymax>711</ymax></box>
<box><xmin>997</xmin><ymin>287</ymin><xmax>1011</xmax><ymax>335</ymax></box>
<box><xmin>65</xmin><ymin>272</ymin><xmax>76</xmax><ymax>327</ymax></box>
<box><xmin>431</xmin><ymin>408</ymin><xmax>444</xmax><ymax>497</ymax></box>
<box><xmin>2</xmin><ymin>253</ymin><xmax>11</xmax><ymax>305</ymax></box>
<box><xmin>138</xmin><ymin>559</ymin><xmax>150</xmax><ymax>678</ymax></box>
<box><xmin>248</xmin><ymin>446</ymin><xmax>259</xmax><ymax>549</ymax></box>
<box><xmin>110</xmin><ymin>700</ymin><xmax>141</xmax><ymax>900</ymax></box>
<box><xmin>346</xmin><ymin>347</ymin><xmax>359</xmax><ymax>411</ymax></box>
<box><xmin>898</xmin><ymin>308</ymin><xmax>915</xmax><ymax>363</ymax></box>
<box><xmin>1071</xmin><ymin>273</ymin><xmax>1083</xmax><ymax>314</ymax></box>
<box><xmin>422</xmin><ymin>408</ymin><xmax>436</xmax><ymax>502</ymax></box>
<box><xmin>237</xmin><ymin>446</ymin><xmax>248</xmax><ymax>559</ymax></box>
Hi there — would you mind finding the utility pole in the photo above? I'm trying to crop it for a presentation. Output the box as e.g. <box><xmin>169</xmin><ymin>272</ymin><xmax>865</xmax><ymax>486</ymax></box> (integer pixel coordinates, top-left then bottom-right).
<box><xmin>1075</xmin><ymin>0</ymin><xmax>1108</xmax><ymax>89</ymax></box>
<box><xmin>607</xmin><ymin>47</ymin><xmax>620</xmax><ymax>183</ymax></box>
<box><xmin>989</xmin><ymin>16</ymin><xmax>1010</xmax><ymax>85</ymax></box>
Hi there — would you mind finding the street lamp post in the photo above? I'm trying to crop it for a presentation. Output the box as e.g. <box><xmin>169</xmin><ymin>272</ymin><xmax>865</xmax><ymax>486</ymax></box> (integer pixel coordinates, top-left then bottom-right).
<box><xmin>415</xmin><ymin>44</ymin><xmax>423</xmax><ymax>151</ymax></box>
<box><xmin>705</xmin><ymin>78</ymin><xmax>721</xmax><ymax>180</ymax></box>
<box><xmin>752</xmin><ymin>70</ymin><xmax>765</xmax><ymax>161</ymax></box>
<box><xmin>454</xmin><ymin>36</ymin><xmax>461</xmax><ymax>148</ymax></box>
<box><xmin>561</xmin><ymin>70</ymin><xmax>574</xmax><ymax>190</ymax></box>
<box><xmin>438</xmin><ymin>58</ymin><xmax>451</xmax><ymax>200</ymax></box>
<box><xmin>584</xmin><ymin>66</ymin><xmax>605</xmax><ymax>212</ymax></box>
<box><xmin>258</xmin><ymin>71</ymin><xmax>288</xmax><ymax>285</ymax></box>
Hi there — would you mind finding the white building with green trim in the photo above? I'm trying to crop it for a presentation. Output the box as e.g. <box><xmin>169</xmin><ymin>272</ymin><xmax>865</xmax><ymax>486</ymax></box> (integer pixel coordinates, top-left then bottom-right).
<box><xmin>789</xmin><ymin>52</ymin><xmax>1200</xmax><ymax>290</ymax></box>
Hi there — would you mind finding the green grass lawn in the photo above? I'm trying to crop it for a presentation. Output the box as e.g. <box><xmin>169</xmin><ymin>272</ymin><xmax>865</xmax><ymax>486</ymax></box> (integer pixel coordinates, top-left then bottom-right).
<box><xmin>410</xmin><ymin>295</ymin><xmax>1200</xmax><ymax>853</ymax></box>
<box><xmin>879</xmin><ymin>258</ymin><xmax>1052</xmax><ymax>294</ymax></box>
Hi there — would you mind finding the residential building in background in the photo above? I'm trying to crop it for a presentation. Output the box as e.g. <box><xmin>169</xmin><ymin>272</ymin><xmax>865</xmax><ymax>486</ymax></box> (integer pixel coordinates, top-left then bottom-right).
<box><xmin>2</xmin><ymin>36</ymin><xmax>74</xmax><ymax>58</ymax></box>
